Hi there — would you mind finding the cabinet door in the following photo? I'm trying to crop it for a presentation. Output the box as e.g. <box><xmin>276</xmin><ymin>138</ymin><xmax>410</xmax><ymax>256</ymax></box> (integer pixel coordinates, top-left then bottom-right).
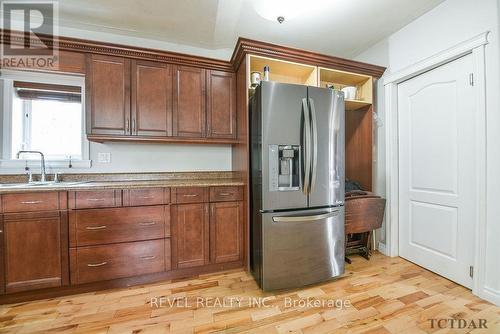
<box><xmin>131</xmin><ymin>60</ymin><xmax>172</xmax><ymax>136</ymax></box>
<box><xmin>86</xmin><ymin>54</ymin><xmax>131</xmax><ymax>135</ymax></box>
<box><xmin>3</xmin><ymin>211</ymin><xmax>68</xmax><ymax>293</ymax></box>
<box><xmin>0</xmin><ymin>215</ymin><xmax>4</xmax><ymax>294</ymax></box>
<box><xmin>172</xmin><ymin>203</ymin><xmax>209</xmax><ymax>269</ymax></box>
<box><xmin>172</xmin><ymin>66</ymin><xmax>206</xmax><ymax>138</ymax></box>
<box><xmin>210</xmin><ymin>202</ymin><xmax>243</xmax><ymax>263</ymax></box>
<box><xmin>207</xmin><ymin>70</ymin><xmax>236</xmax><ymax>139</ymax></box>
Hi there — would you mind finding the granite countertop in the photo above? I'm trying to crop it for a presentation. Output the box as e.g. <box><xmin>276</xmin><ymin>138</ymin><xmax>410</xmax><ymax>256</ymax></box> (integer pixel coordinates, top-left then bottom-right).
<box><xmin>0</xmin><ymin>172</ymin><xmax>245</xmax><ymax>194</ymax></box>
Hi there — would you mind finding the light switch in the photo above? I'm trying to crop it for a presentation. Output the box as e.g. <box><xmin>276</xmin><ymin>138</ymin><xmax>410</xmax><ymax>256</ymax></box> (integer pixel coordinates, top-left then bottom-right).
<box><xmin>97</xmin><ymin>152</ymin><xmax>111</xmax><ymax>163</ymax></box>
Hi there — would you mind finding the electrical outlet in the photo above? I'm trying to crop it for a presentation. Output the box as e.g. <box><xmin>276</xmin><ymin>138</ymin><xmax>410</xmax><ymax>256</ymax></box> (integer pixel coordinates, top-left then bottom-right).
<box><xmin>97</xmin><ymin>152</ymin><xmax>111</xmax><ymax>163</ymax></box>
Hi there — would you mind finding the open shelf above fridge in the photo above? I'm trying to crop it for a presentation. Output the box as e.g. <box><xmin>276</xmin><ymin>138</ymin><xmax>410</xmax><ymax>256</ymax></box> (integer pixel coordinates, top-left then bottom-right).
<box><xmin>319</xmin><ymin>67</ymin><xmax>373</xmax><ymax>111</ymax></box>
<box><xmin>249</xmin><ymin>55</ymin><xmax>318</xmax><ymax>87</ymax></box>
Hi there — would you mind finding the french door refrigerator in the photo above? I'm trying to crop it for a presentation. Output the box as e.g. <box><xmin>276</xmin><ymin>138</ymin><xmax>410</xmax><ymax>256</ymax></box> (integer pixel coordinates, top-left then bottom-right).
<box><xmin>250</xmin><ymin>81</ymin><xmax>345</xmax><ymax>291</ymax></box>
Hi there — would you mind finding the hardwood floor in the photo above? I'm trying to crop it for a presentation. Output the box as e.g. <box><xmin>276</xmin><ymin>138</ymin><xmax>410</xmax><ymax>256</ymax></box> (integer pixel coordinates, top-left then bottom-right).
<box><xmin>0</xmin><ymin>252</ymin><xmax>498</xmax><ymax>333</ymax></box>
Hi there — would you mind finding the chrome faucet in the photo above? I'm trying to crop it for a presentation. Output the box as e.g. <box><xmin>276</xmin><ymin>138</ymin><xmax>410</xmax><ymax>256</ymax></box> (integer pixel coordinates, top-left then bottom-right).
<box><xmin>16</xmin><ymin>150</ymin><xmax>46</xmax><ymax>182</ymax></box>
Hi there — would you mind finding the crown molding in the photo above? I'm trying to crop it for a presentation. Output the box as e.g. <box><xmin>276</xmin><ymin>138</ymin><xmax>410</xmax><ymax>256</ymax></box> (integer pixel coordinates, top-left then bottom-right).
<box><xmin>230</xmin><ymin>37</ymin><xmax>386</xmax><ymax>78</ymax></box>
<box><xmin>0</xmin><ymin>29</ymin><xmax>233</xmax><ymax>72</ymax></box>
<box><xmin>1</xmin><ymin>30</ymin><xmax>386</xmax><ymax>77</ymax></box>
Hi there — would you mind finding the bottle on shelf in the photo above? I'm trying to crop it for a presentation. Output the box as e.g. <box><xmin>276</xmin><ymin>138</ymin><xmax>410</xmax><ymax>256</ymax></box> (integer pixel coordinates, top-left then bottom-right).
<box><xmin>263</xmin><ymin>66</ymin><xmax>270</xmax><ymax>81</ymax></box>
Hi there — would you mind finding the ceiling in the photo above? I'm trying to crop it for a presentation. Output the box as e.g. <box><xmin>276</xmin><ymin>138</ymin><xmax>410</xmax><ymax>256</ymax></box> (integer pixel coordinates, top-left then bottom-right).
<box><xmin>56</xmin><ymin>0</ymin><xmax>445</xmax><ymax>59</ymax></box>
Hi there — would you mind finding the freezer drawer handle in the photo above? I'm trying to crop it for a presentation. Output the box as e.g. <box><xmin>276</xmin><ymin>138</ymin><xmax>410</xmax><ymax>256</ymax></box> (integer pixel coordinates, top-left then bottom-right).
<box><xmin>272</xmin><ymin>211</ymin><xmax>339</xmax><ymax>222</ymax></box>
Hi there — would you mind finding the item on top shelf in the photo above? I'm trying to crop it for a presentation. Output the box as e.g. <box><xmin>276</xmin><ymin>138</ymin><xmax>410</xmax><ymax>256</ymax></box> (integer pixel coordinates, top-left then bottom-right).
<box><xmin>326</xmin><ymin>83</ymin><xmax>335</xmax><ymax>89</ymax></box>
<box><xmin>263</xmin><ymin>65</ymin><xmax>270</xmax><ymax>81</ymax></box>
<box><xmin>251</xmin><ymin>71</ymin><xmax>262</xmax><ymax>88</ymax></box>
<box><xmin>341</xmin><ymin>86</ymin><xmax>357</xmax><ymax>100</ymax></box>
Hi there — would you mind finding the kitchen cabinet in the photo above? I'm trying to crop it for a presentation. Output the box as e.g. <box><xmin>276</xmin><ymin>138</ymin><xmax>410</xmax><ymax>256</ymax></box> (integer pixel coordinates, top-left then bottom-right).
<box><xmin>86</xmin><ymin>54</ymin><xmax>131</xmax><ymax>135</ymax></box>
<box><xmin>0</xmin><ymin>185</ymin><xmax>244</xmax><ymax>302</ymax></box>
<box><xmin>70</xmin><ymin>239</ymin><xmax>166</xmax><ymax>284</ymax></box>
<box><xmin>210</xmin><ymin>201</ymin><xmax>243</xmax><ymax>263</ymax></box>
<box><xmin>172</xmin><ymin>65</ymin><xmax>206</xmax><ymax>138</ymax></box>
<box><xmin>69</xmin><ymin>206</ymin><xmax>168</xmax><ymax>247</ymax></box>
<box><xmin>172</xmin><ymin>203</ymin><xmax>209</xmax><ymax>269</ymax></box>
<box><xmin>3</xmin><ymin>211</ymin><xmax>68</xmax><ymax>293</ymax></box>
<box><xmin>206</xmin><ymin>70</ymin><xmax>236</xmax><ymax>139</ymax></box>
<box><xmin>131</xmin><ymin>60</ymin><xmax>172</xmax><ymax>136</ymax></box>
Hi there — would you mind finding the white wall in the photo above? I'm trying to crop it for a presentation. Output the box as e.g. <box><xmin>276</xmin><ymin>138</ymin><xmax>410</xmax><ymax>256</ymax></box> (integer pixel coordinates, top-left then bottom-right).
<box><xmin>58</xmin><ymin>24</ymin><xmax>234</xmax><ymax>60</ymax></box>
<box><xmin>84</xmin><ymin>142</ymin><xmax>232</xmax><ymax>174</ymax></box>
<box><xmin>355</xmin><ymin>0</ymin><xmax>500</xmax><ymax>305</ymax></box>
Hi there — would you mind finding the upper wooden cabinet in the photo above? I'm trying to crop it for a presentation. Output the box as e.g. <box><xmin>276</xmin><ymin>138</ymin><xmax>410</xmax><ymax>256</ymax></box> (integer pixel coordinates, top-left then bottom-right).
<box><xmin>86</xmin><ymin>59</ymin><xmax>237</xmax><ymax>143</ymax></box>
<box><xmin>172</xmin><ymin>66</ymin><xmax>206</xmax><ymax>138</ymax></box>
<box><xmin>207</xmin><ymin>70</ymin><xmax>236</xmax><ymax>139</ymax></box>
<box><xmin>131</xmin><ymin>60</ymin><xmax>172</xmax><ymax>137</ymax></box>
<box><xmin>86</xmin><ymin>54</ymin><xmax>131</xmax><ymax>135</ymax></box>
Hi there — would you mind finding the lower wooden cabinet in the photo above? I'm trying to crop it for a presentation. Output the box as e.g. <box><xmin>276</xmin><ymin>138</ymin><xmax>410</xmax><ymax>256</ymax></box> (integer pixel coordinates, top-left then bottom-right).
<box><xmin>0</xmin><ymin>186</ymin><xmax>244</xmax><ymax>299</ymax></box>
<box><xmin>172</xmin><ymin>203</ymin><xmax>210</xmax><ymax>269</ymax></box>
<box><xmin>2</xmin><ymin>211</ymin><xmax>68</xmax><ymax>293</ymax></box>
<box><xmin>210</xmin><ymin>202</ymin><xmax>244</xmax><ymax>264</ymax></box>
<box><xmin>69</xmin><ymin>205</ymin><xmax>169</xmax><ymax>247</ymax></box>
<box><xmin>70</xmin><ymin>239</ymin><xmax>168</xmax><ymax>284</ymax></box>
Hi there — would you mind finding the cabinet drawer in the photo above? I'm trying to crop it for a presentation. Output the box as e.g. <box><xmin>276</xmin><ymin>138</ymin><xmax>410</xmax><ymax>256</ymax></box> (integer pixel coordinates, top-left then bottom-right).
<box><xmin>123</xmin><ymin>188</ymin><xmax>170</xmax><ymax>206</ymax></box>
<box><xmin>71</xmin><ymin>239</ymin><xmax>166</xmax><ymax>284</ymax></box>
<box><xmin>173</xmin><ymin>187</ymin><xmax>208</xmax><ymax>204</ymax></box>
<box><xmin>209</xmin><ymin>186</ymin><xmax>243</xmax><ymax>202</ymax></box>
<box><xmin>1</xmin><ymin>192</ymin><xmax>64</xmax><ymax>213</ymax></box>
<box><xmin>69</xmin><ymin>206</ymin><xmax>169</xmax><ymax>247</ymax></box>
<box><xmin>69</xmin><ymin>190</ymin><xmax>121</xmax><ymax>209</ymax></box>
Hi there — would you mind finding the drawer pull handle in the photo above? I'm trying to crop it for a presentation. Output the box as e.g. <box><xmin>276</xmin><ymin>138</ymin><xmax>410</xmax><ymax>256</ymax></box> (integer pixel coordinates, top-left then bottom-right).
<box><xmin>183</xmin><ymin>194</ymin><xmax>198</xmax><ymax>197</ymax></box>
<box><xmin>219</xmin><ymin>193</ymin><xmax>231</xmax><ymax>196</ymax></box>
<box><xmin>140</xmin><ymin>255</ymin><xmax>156</xmax><ymax>260</ymax></box>
<box><xmin>87</xmin><ymin>261</ymin><xmax>108</xmax><ymax>267</ymax></box>
<box><xmin>139</xmin><ymin>222</ymin><xmax>156</xmax><ymax>226</ymax></box>
<box><xmin>86</xmin><ymin>225</ymin><xmax>107</xmax><ymax>230</ymax></box>
<box><xmin>21</xmin><ymin>200</ymin><xmax>43</xmax><ymax>204</ymax></box>
<box><xmin>140</xmin><ymin>196</ymin><xmax>154</xmax><ymax>199</ymax></box>
<box><xmin>87</xmin><ymin>198</ymin><xmax>105</xmax><ymax>202</ymax></box>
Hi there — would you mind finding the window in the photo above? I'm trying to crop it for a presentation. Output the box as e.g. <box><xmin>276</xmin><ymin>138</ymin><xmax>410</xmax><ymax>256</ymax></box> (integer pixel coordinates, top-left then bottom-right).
<box><xmin>1</xmin><ymin>70</ymin><xmax>90</xmax><ymax>169</ymax></box>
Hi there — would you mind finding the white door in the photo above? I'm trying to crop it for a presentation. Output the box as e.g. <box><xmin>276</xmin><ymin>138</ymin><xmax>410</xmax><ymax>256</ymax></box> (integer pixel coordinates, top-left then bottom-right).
<box><xmin>398</xmin><ymin>54</ymin><xmax>476</xmax><ymax>288</ymax></box>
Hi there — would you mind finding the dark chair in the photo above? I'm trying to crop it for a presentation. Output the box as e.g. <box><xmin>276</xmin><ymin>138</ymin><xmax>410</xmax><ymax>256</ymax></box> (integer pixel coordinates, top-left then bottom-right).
<box><xmin>344</xmin><ymin>192</ymin><xmax>386</xmax><ymax>263</ymax></box>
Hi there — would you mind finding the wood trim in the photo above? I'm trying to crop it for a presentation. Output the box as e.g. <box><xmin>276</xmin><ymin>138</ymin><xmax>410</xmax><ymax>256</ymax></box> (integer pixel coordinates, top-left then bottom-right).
<box><xmin>0</xmin><ymin>260</ymin><xmax>243</xmax><ymax>304</ymax></box>
<box><xmin>231</xmin><ymin>37</ymin><xmax>386</xmax><ymax>78</ymax></box>
<box><xmin>13</xmin><ymin>81</ymin><xmax>82</xmax><ymax>93</ymax></box>
<box><xmin>60</xmin><ymin>211</ymin><xmax>69</xmax><ymax>287</ymax></box>
<box><xmin>87</xmin><ymin>134</ymin><xmax>242</xmax><ymax>145</ymax></box>
<box><xmin>1</xmin><ymin>30</ymin><xmax>386</xmax><ymax>77</ymax></box>
<box><xmin>1</xmin><ymin>30</ymin><xmax>233</xmax><ymax>72</ymax></box>
<box><xmin>0</xmin><ymin>215</ymin><xmax>4</xmax><ymax>295</ymax></box>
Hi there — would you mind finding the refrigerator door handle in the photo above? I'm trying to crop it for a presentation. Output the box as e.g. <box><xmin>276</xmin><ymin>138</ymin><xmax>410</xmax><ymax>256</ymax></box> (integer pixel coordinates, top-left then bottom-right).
<box><xmin>308</xmin><ymin>98</ymin><xmax>318</xmax><ymax>192</ymax></box>
<box><xmin>272</xmin><ymin>210</ymin><xmax>340</xmax><ymax>222</ymax></box>
<box><xmin>302</xmin><ymin>98</ymin><xmax>311</xmax><ymax>195</ymax></box>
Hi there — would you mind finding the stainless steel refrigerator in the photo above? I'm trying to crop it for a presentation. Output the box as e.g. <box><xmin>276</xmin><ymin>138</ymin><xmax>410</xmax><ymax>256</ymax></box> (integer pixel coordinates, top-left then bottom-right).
<box><xmin>250</xmin><ymin>81</ymin><xmax>345</xmax><ymax>291</ymax></box>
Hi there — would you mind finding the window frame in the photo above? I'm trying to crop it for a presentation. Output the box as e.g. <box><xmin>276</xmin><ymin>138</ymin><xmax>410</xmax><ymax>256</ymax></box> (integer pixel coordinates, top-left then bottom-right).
<box><xmin>1</xmin><ymin>69</ymin><xmax>91</xmax><ymax>169</ymax></box>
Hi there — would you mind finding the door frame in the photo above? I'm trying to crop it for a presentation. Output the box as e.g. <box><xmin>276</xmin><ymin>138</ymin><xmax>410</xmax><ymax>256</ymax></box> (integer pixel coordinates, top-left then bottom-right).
<box><xmin>381</xmin><ymin>32</ymin><xmax>488</xmax><ymax>299</ymax></box>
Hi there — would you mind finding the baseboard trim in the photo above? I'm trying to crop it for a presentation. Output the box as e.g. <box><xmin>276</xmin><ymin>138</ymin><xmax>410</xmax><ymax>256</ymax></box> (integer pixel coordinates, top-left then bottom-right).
<box><xmin>480</xmin><ymin>287</ymin><xmax>500</xmax><ymax>306</ymax></box>
<box><xmin>377</xmin><ymin>242</ymin><xmax>388</xmax><ymax>256</ymax></box>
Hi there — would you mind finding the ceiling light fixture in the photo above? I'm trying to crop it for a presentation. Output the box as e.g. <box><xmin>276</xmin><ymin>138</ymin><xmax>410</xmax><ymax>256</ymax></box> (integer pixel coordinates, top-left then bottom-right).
<box><xmin>253</xmin><ymin>0</ymin><xmax>332</xmax><ymax>23</ymax></box>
